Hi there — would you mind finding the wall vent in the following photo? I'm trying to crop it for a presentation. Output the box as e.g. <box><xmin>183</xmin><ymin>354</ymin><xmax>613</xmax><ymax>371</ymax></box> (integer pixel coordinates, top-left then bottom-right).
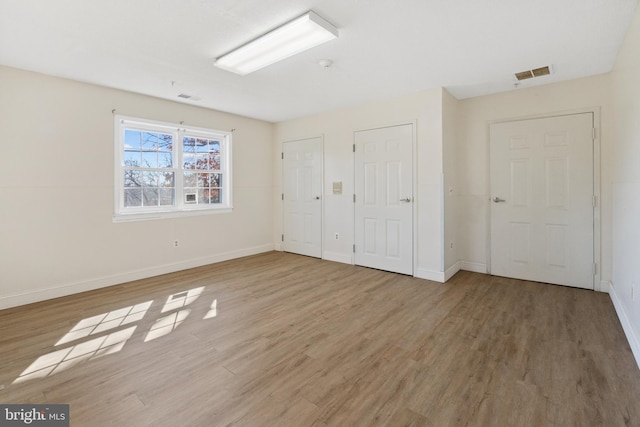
<box><xmin>177</xmin><ymin>93</ymin><xmax>192</xmax><ymax>99</ymax></box>
<box><xmin>515</xmin><ymin>65</ymin><xmax>552</xmax><ymax>81</ymax></box>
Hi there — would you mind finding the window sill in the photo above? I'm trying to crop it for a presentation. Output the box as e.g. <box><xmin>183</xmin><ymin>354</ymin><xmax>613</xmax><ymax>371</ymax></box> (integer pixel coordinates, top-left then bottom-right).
<box><xmin>113</xmin><ymin>207</ymin><xmax>233</xmax><ymax>223</ymax></box>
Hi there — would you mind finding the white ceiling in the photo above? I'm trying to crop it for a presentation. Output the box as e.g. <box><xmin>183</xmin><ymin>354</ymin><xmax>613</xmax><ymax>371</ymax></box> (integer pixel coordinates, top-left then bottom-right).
<box><xmin>0</xmin><ymin>0</ymin><xmax>637</xmax><ymax>123</ymax></box>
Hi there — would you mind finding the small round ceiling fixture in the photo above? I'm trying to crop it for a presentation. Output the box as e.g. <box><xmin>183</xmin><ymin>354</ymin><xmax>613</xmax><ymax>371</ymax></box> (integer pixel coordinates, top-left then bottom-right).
<box><xmin>318</xmin><ymin>59</ymin><xmax>333</xmax><ymax>68</ymax></box>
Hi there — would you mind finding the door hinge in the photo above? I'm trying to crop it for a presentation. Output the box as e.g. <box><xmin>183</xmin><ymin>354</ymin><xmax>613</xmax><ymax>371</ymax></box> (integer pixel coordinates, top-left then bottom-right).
<box><xmin>593</xmin><ymin>263</ymin><xmax>597</xmax><ymax>275</ymax></box>
<box><xmin>592</xmin><ymin>128</ymin><xmax>596</xmax><ymax>141</ymax></box>
<box><xmin>281</xmin><ymin>152</ymin><xmax>284</xmax><ymax>160</ymax></box>
<box><xmin>353</xmin><ymin>244</ymin><xmax>356</xmax><ymax>253</ymax></box>
<box><xmin>593</xmin><ymin>195</ymin><xmax>597</xmax><ymax>207</ymax></box>
<box><xmin>281</xmin><ymin>234</ymin><xmax>284</xmax><ymax>242</ymax></box>
<box><xmin>281</xmin><ymin>193</ymin><xmax>284</xmax><ymax>201</ymax></box>
<box><xmin>353</xmin><ymin>194</ymin><xmax>356</xmax><ymax>203</ymax></box>
<box><xmin>353</xmin><ymin>144</ymin><xmax>356</xmax><ymax>152</ymax></box>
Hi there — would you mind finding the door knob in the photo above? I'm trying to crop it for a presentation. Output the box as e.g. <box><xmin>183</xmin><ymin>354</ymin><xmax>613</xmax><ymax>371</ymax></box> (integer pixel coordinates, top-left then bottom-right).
<box><xmin>400</xmin><ymin>197</ymin><xmax>412</xmax><ymax>202</ymax></box>
<box><xmin>313</xmin><ymin>196</ymin><xmax>321</xmax><ymax>200</ymax></box>
<box><xmin>493</xmin><ymin>197</ymin><xmax>506</xmax><ymax>203</ymax></box>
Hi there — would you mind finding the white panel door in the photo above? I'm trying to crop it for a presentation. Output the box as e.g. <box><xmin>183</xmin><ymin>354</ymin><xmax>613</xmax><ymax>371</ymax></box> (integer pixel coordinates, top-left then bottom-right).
<box><xmin>283</xmin><ymin>138</ymin><xmax>323</xmax><ymax>258</ymax></box>
<box><xmin>354</xmin><ymin>124</ymin><xmax>413</xmax><ymax>275</ymax></box>
<box><xmin>490</xmin><ymin>113</ymin><xmax>594</xmax><ymax>289</ymax></box>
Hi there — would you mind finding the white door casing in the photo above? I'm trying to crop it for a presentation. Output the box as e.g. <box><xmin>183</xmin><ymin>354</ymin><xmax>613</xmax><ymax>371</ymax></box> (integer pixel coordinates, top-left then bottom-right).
<box><xmin>490</xmin><ymin>113</ymin><xmax>594</xmax><ymax>289</ymax></box>
<box><xmin>282</xmin><ymin>137</ymin><xmax>323</xmax><ymax>258</ymax></box>
<box><xmin>354</xmin><ymin>124</ymin><xmax>413</xmax><ymax>275</ymax></box>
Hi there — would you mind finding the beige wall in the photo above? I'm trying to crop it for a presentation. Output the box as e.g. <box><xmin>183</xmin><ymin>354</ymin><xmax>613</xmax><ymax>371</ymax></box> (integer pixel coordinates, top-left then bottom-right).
<box><xmin>611</xmin><ymin>4</ymin><xmax>640</xmax><ymax>365</ymax></box>
<box><xmin>274</xmin><ymin>88</ymin><xmax>445</xmax><ymax>279</ymax></box>
<box><xmin>0</xmin><ymin>66</ymin><xmax>274</xmax><ymax>309</ymax></box>
<box><xmin>455</xmin><ymin>74</ymin><xmax>613</xmax><ymax>287</ymax></box>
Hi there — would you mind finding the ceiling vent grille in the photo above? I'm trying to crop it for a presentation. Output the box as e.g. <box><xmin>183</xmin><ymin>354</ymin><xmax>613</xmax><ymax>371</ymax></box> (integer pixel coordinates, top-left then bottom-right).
<box><xmin>177</xmin><ymin>93</ymin><xmax>192</xmax><ymax>99</ymax></box>
<box><xmin>515</xmin><ymin>66</ymin><xmax>552</xmax><ymax>81</ymax></box>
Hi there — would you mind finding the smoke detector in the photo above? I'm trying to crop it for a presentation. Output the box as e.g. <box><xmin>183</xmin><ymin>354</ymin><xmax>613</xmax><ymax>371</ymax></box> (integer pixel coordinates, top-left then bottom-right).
<box><xmin>318</xmin><ymin>59</ymin><xmax>333</xmax><ymax>68</ymax></box>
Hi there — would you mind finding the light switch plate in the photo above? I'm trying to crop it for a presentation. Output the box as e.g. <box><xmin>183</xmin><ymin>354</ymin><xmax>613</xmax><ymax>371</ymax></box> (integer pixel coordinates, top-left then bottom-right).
<box><xmin>332</xmin><ymin>181</ymin><xmax>342</xmax><ymax>195</ymax></box>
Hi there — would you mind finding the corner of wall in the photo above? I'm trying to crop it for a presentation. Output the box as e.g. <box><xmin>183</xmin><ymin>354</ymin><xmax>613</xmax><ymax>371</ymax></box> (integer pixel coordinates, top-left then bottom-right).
<box><xmin>609</xmin><ymin>281</ymin><xmax>640</xmax><ymax>370</ymax></box>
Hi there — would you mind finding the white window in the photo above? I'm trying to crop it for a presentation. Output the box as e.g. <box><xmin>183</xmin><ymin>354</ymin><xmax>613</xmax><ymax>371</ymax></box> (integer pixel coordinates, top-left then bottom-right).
<box><xmin>114</xmin><ymin>115</ymin><xmax>232</xmax><ymax>221</ymax></box>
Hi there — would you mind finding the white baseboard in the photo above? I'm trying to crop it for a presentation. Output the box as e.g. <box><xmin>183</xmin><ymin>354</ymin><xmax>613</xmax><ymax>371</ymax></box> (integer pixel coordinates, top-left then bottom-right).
<box><xmin>608</xmin><ymin>281</ymin><xmax>640</xmax><ymax>370</ymax></box>
<box><xmin>0</xmin><ymin>244</ymin><xmax>275</xmax><ymax>310</ymax></box>
<box><xmin>444</xmin><ymin>261</ymin><xmax>461</xmax><ymax>282</ymax></box>
<box><xmin>460</xmin><ymin>261</ymin><xmax>488</xmax><ymax>274</ymax></box>
<box><xmin>418</xmin><ymin>260</ymin><xmax>487</xmax><ymax>282</ymax></box>
<box><xmin>598</xmin><ymin>280</ymin><xmax>611</xmax><ymax>293</ymax></box>
<box><xmin>323</xmin><ymin>251</ymin><xmax>353</xmax><ymax>265</ymax></box>
<box><xmin>273</xmin><ymin>243</ymin><xmax>282</xmax><ymax>251</ymax></box>
<box><xmin>415</xmin><ymin>267</ymin><xmax>445</xmax><ymax>283</ymax></box>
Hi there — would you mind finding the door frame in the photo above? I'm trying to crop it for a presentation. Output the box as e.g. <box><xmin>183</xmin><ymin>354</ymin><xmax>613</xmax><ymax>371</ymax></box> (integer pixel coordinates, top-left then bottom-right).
<box><xmin>352</xmin><ymin>120</ymin><xmax>417</xmax><ymax>275</ymax></box>
<box><xmin>281</xmin><ymin>135</ymin><xmax>325</xmax><ymax>259</ymax></box>
<box><xmin>486</xmin><ymin>107</ymin><xmax>601</xmax><ymax>290</ymax></box>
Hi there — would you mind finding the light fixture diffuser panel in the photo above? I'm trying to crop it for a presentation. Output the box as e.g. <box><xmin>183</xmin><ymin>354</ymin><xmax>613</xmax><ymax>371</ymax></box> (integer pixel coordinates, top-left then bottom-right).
<box><xmin>215</xmin><ymin>11</ymin><xmax>338</xmax><ymax>75</ymax></box>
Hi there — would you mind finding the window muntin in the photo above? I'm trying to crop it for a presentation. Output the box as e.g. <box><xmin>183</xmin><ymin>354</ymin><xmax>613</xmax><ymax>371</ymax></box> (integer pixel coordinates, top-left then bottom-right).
<box><xmin>115</xmin><ymin>116</ymin><xmax>232</xmax><ymax>221</ymax></box>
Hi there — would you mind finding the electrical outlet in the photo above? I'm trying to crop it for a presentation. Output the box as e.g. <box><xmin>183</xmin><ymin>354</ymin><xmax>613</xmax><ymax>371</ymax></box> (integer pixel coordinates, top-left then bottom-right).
<box><xmin>335</xmin><ymin>233</ymin><xmax>339</xmax><ymax>240</ymax></box>
<box><xmin>450</xmin><ymin>242</ymin><xmax>454</xmax><ymax>249</ymax></box>
<box><xmin>174</xmin><ymin>240</ymin><xmax>179</xmax><ymax>248</ymax></box>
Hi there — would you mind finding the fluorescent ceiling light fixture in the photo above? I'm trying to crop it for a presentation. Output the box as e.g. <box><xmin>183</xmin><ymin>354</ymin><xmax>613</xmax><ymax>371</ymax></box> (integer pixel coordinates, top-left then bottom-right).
<box><xmin>214</xmin><ymin>11</ymin><xmax>338</xmax><ymax>75</ymax></box>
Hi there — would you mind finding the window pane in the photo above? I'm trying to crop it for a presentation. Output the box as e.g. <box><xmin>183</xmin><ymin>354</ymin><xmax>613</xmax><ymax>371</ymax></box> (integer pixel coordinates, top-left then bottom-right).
<box><xmin>124</xmin><ymin>189</ymin><xmax>142</xmax><ymax>207</ymax></box>
<box><xmin>142</xmin><ymin>171</ymin><xmax>159</xmax><ymax>187</ymax></box>
<box><xmin>183</xmin><ymin>172</ymin><xmax>196</xmax><ymax>187</ymax></box>
<box><xmin>159</xmin><ymin>188</ymin><xmax>174</xmax><ymax>206</ymax></box>
<box><xmin>210</xmin><ymin>189</ymin><xmax>221</xmax><ymax>203</ymax></box>
<box><xmin>195</xmin><ymin>153</ymin><xmax>209</xmax><ymax>170</ymax></box>
<box><xmin>124</xmin><ymin>150</ymin><xmax>140</xmax><ymax>167</ymax></box>
<box><xmin>211</xmin><ymin>174</ymin><xmax>221</xmax><ymax>188</ymax></box>
<box><xmin>198</xmin><ymin>189</ymin><xmax>209</xmax><ymax>204</ymax></box>
<box><xmin>209</xmin><ymin>153</ymin><xmax>221</xmax><ymax>171</ymax></box>
<box><xmin>141</xmin><ymin>151</ymin><xmax>158</xmax><ymax>168</ymax></box>
<box><xmin>143</xmin><ymin>188</ymin><xmax>159</xmax><ymax>206</ymax></box>
<box><xmin>183</xmin><ymin>137</ymin><xmax>196</xmax><ymax>151</ymax></box>
<box><xmin>183</xmin><ymin>153</ymin><xmax>196</xmax><ymax>170</ymax></box>
<box><xmin>124</xmin><ymin>170</ymin><xmax>142</xmax><ymax>187</ymax></box>
<box><xmin>124</xmin><ymin>130</ymin><xmax>141</xmax><ymax>150</ymax></box>
<box><xmin>209</xmin><ymin>140</ymin><xmax>221</xmax><ymax>171</ymax></box>
<box><xmin>197</xmin><ymin>173</ymin><xmax>209</xmax><ymax>188</ymax></box>
<box><xmin>159</xmin><ymin>172</ymin><xmax>174</xmax><ymax>188</ymax></box>
<box><xmin>159</xmin><ymin>152</ymin><xmax>172</xmax><ymax>168</ymax></box>
<box><xmin>195</xmin><ymin>138</ymin><xmax>209</xmax><ymax>153</ymax></box>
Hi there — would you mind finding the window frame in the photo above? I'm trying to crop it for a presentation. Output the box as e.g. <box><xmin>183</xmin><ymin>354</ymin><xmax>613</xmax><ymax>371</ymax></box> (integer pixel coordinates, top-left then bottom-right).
<box><xmin>114</xmin><ymin>115</ymin><xmax>233</xmax><ymax>222</ymax></box>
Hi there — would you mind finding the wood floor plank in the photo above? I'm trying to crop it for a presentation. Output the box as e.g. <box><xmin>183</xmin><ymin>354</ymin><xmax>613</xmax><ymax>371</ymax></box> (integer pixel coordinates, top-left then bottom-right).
<box><xmin>1</xmin><ymin>252</ymin><xmax>639</xmax><ymax>426</ymax></box>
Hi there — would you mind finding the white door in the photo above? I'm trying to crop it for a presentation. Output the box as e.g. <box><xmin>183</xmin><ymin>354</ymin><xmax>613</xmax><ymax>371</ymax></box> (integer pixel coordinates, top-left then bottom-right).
<box><xmin>490</xmin><ymin>113</ymin><xmax>594</xmax><ymax>289</ymax></box>
<box><xmin>354</xmin><ymin>124</ymin><xmax>413</xmax><ymax>275</ymax></box>
<box><xmin>282</xmin><ymin>137</ymin><xmax>323</xmax><ymax>258</ymax></box>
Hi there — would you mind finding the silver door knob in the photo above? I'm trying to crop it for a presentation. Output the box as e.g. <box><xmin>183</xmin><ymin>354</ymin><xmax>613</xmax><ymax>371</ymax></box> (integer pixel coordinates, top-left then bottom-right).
<box><xmin>400</xmin><ymin>197</ymin><xmax>412</xmax><ymax>202</ymax></box>
<box><xmin>493</xmin><ymin>197</ymin><xmax>506</xmax><ymax>203</ymax></box>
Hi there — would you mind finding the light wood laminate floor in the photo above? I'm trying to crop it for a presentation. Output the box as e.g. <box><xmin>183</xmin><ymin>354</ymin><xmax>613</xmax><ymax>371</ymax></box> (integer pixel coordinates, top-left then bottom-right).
<box><xmin>1</xmin><ymin>252</ymin><xmax>639</xmax><ymax>426</ymax></box>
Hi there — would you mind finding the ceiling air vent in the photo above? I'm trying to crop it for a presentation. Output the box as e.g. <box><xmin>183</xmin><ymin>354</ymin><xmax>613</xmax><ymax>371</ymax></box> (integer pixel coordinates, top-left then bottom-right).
<box><xmin>177</xmin><ymin>93</ymin><xmax>202</xmax><ymax>101</ymax></box>
<box><xmin>515</xmin><ymin>65</ymin><xmax>552</xmax><ymax>81</ymax></box>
